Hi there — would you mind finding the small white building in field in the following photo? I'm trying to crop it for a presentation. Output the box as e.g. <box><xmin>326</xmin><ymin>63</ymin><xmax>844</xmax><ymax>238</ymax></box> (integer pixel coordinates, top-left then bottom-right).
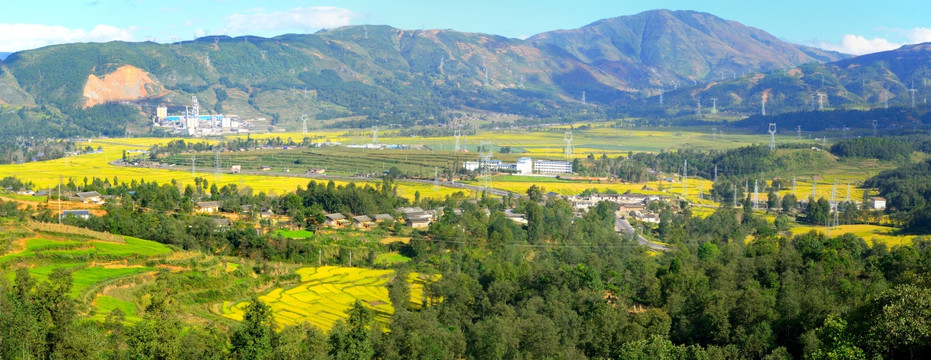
<box><xmin>869</xmin><ymin>197</ymin><xmax>886</xmax><ymax>210</ymax></box>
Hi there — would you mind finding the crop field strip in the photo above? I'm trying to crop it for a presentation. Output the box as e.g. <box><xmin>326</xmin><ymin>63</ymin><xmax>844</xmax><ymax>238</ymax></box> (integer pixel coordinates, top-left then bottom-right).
<box><xmin>221</xmin><ymin>266</ymin><xmax>436</xmax><ymax>330</ymax></box>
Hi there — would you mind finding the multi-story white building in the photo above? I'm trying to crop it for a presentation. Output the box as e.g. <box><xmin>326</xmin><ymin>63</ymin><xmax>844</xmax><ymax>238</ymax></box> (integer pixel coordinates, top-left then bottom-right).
<box><xmin>534</xmin><ymin>160</ymin><xmax>573</xmax><ymax>174</ymax></box>
<box><xmin>463</xmin><ymin>159</ymin><xmax>502</xmax><ymax>172</ymax></box>
<box><xmin>515</xmin><ymin>157</ymin><xmax>533</xmax><ymax>174</ymax></box>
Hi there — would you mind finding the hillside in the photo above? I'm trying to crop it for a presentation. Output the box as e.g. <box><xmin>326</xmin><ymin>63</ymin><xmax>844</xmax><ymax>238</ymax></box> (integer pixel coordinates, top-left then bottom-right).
<box><xmin>648</xmin><ymin>42</ymin><xmax>931</xmax><ymax>119</ymax></box>
<box><xmin>529</xmin><ymin>9</ymin><xmax>845</xmax><ymax>87</ymax></box>
<box><xmin>6</xmin><ymin>10</ymin><xmax>924</xmax><ymax>138</ymax></box>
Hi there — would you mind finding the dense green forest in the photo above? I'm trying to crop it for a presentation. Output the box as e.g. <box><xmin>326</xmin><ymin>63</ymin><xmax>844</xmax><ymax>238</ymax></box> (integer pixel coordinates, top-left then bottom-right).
<box><xmin>829</xmin><ymin>137</ymin><xmax>913</xmax><ymax>160</ymax></box>
<box><xmin>574</xmin><ymin>144</ymin><xmax>834</xmax><ymax>182</ymax></box>
<box><xmin>1</xmin><ymin>172</ymin><xmax>930</xmax><ymax>359</ymax></box>
<box><xmin>864</xmin><ymin>159</ymin><xmax>931</xmax><ymax>233</ymax></box>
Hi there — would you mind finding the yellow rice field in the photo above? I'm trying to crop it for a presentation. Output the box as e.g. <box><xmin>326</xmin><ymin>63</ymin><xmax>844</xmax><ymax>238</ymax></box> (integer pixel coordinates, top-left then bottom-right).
<box><xmin>790</xmin><ymin>224</ymin><xmax>916</xmax><ymax>248</ymax></box>
<box><xmin>220</xmin><ymin>266</ymin><xmax>436</xmax><ymax>330</ymax></box>
<box><xmin>0</xmin><ymin>137</ymin><xmax>460</xmax><ymax>200</ymax></box>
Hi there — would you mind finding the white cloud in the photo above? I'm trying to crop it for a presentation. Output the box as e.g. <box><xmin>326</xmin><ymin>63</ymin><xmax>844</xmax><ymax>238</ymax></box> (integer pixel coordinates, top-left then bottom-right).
<box><xmin>903</xmin><ymin>27</ymin><xmax>931</xmax><ymax>43</ymax></box>
<box><xmin>817</xmin><ymin>27</ymin><xmax>931</xmax><ymax>56</ymax></box>
<box><xmin>224</xmin><ymin>6</ymin><xmax>358</xmax><ymax>35</ymax></box>
<box><xmin>0</xmin><ymin>23</ymin><xmax>133</xmax><ymax>52</ymax></box>
<box><xmin>818</xmin><ymin>34</ymin><xmax>902</xmax><ymax>55</ymax></box>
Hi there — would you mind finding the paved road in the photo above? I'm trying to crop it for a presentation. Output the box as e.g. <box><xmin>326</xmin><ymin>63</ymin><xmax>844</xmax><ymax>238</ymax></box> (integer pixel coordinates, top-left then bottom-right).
<box><xmin>615</xmin><ymin>216</ymin><xmax>672</xmax><ymax>252</ymax></box>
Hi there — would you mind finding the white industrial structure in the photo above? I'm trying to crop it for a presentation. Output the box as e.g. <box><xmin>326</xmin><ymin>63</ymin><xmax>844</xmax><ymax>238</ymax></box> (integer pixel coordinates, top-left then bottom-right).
<box><xmin>153</xmin><ymin>96</ymin><xmax>250</xmax><ymax>136</ymax></box>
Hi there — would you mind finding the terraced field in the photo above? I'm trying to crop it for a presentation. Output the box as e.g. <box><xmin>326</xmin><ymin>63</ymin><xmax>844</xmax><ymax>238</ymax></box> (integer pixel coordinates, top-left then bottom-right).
<box><xmin>0</xmin><ymin>222</ymin><xmax>173</xmax><ymax>317</ymax></box>
<box><xmin>221</xmin><ymin>266</ymin><xmax>436</xmax><ymax>330</ymax></box>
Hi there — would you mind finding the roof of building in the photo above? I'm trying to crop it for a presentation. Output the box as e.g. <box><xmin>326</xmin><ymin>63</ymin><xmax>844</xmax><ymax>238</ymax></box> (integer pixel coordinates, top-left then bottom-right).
<box><xmin>407</xmin><ymin>216</ymin><xmax>432</xmax><ymax>223</ymax></box>
<box><xmin>374</xmin><ymin>214</ymin><xmax>394</xmax><ymax>221</ymax></box>
<box><xmin>353</xmin><ymin>215</ymin><xmax>373</xmax><ymax>223</ymax></box>
<box><xmin>76</xmin><ymin>191</ymin><xmax>102</xmax><ymax>199</ymax></box>
<box><xmin>61</xmin><ymin>209</ymin><xmax>90</xmax><ymax>216</ymax></box>
<box><xmin>397</xmin><ymin>207</ymin><xmax>424</xmax><ymax>214</ymax></box>
<box><xmin>406</xmin><ymin>211</ymin><xmax>432</xmax><ymax>219</ymax></box>
<box><xmin>871</xmin><ymin>197</ymin><xmax>887</xmax><ymax>201</ymax></box>
<box><xmin>196</xmin><ymin>201</ymin><xmax>220</xmax><ymax>208</ymax></box>
<box><xmin>211</xmin><ymin>218</ymin><xmax>231</xmax><ymax>226</ymax></box>
<box><xmin>325</xmin><ymin>213</ymin><xmax>346</xmax><ymax>220</ymax></box>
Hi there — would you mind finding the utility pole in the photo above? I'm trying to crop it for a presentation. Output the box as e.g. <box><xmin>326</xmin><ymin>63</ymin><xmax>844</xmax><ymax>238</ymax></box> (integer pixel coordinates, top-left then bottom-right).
<box><xmin>682</xmin><ymin>160</ymin><xmax>687</xmax><ymax>198</ymax></box>
<box><xmin>696</xmin><ymin>96</ymin><xmax>702</xmax><ymax>116</ymax></box>
<box><xmin>733</xmin><ymin>183</ymin><xmax>737</xmax><ymax>208</ymax></box>
<box><xmin>768</xmin><ymin>123</ymin><xmax>777</xmax><ymax>151</ymax></box>
<box><xmin>58</xmin><ymin>176</ymin><xmax>62</xmax><ymax>225</ymax></box>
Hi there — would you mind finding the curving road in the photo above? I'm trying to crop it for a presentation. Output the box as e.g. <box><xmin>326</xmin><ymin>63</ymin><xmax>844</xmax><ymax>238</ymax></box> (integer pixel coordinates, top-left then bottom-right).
<box><xmin>615</xmin><ymin>216</ymin><xmax>672</xmax><ymax>252</ymax></box>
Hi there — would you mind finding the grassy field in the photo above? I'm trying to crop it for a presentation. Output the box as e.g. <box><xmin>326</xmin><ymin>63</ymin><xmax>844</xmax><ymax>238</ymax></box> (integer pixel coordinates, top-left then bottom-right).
<box><xmin>0</xmin><ymin>221</ymin><xmax>173</xmax><ymax>320</ymax></box>
<box><xmin>273</xmin><ymin>229</ymin><xmax>315</xmax><ymax>239</ymax></box>
<box><xmin>221</xmin><ymin>266</ymin><xmax>435</xmax><ymax>330</ymax></box>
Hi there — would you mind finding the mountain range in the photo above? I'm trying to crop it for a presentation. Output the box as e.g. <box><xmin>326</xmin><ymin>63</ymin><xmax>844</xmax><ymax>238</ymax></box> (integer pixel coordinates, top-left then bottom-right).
<box><xmin>0</xmin><ymin>9</ymin><xmax>928</xmax><ymax>138</ymax></box>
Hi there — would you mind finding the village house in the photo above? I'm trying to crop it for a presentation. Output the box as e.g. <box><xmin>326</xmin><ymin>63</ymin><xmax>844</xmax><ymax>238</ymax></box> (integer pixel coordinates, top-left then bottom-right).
<box><xmin>74</xmin><ymin>191</ymin><xmax>104</xmax><ymax>204</ymax></box>
<box><xmin>195</xmin><ymin>201</ymin><xmax>221</xmax><ymax>214</ymax></box>
<box><xmin>211</xmin><ymin>218</ymin><xmax>231</xmax><ymax>229</ymax></box>
<box><xmin>325</xmin><ymin>213</ymin><xmax>350</xmax><ymax>228</ymax></box>
<box><xmin>373</xmin><ymin>214</ymin><xmax>395</xmax><ymax>223</ymax></box>
<box><xmin>406</xmin><ymin>214</ymin><xmax>433</xmax><ymax>229</ymax></box>
<box><xmin>869</xmin><ymin>197</ymin><xmax>887</xmax><ymax>210</ymax></box>
<box><xmin>505</xmin><ymin>210</ymin><xmax>528</xmax><ymax>225</ymax></box>
<box><xmin>352</xmin><ymin>215</ymin><xmax>375</xmax><ymax>229</ymax></box>
<box><xmin>60</xmin><ymin>209</ymin><xmax>91</xmax><ymax>220</ymax></box>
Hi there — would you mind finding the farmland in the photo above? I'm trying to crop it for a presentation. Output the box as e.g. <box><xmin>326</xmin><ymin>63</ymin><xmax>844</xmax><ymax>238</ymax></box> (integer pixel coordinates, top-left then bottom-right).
<box><xmin>221</xmin><ymin>266</ymin><xmax>435</xmax><ymax>330</ymax></box>
<box><xmin>789</xmin><ymin>224</ymin><xmax>916</xmax><ymax>248</ymax></box>
<box><xmin>0</xmin><ymin>221</ymin><xmax>172</xmax><ymax>312</ymax></box>
<box><xmin>0</xmin><ymin>137</ymin><xmax>463</xmax><ymax>200</ymax></box>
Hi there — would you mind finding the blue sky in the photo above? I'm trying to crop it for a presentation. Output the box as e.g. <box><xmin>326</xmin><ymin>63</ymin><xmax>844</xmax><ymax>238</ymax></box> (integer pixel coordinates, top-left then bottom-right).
<box><xmin>1</xmin><ymin>0</ymin><xmax>929</xmax><ymax>55</ymax></box>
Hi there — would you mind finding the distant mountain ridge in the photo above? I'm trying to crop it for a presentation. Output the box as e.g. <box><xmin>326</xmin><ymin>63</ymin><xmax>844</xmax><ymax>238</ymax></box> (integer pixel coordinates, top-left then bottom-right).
<box><xmin>0</xmin><ymin>52</ymin><xmax>10</xmax><ymax>60</ymax></box>
<box><xmin>529</xmin><ymin>10</ymin><xmax>845</xmax><ymax>88</ymax></box>
<box><xmin>647</xmin><ymin>41</ymin><xmax>931</xmax><ymax>118</ymax></box>
<box><xmin>4</xmin><ymin>9</ymin><xmax>922</xmax><ymax>139</ymax></box>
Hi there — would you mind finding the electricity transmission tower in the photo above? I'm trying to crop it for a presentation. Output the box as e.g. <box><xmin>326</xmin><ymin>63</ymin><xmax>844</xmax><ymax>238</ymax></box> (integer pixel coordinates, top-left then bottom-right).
<box><xmin>768</xmin><ymin>123</ymin><xmax>777</xmax><ymax>151</ymax></box>
<box><xmin>301</xmin><ymin>114</ymin><xmax>308</xmax><ymax>137</ymax></box>
<box><xmin>564</xmin><ymin>131</ymin><xmax>573</xmax><ymax>159</ymax></box>
<box><xmin>479</xmin><ymin>141</ymin><xmax>494</xmax><ymax>195</ymax></box>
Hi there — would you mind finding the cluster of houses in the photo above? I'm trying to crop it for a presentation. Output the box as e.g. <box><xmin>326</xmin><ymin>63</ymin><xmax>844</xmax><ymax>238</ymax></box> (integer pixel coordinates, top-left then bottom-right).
<box><xmin>569</xmin><ymin>192</ymin><xmax>663</xmax><ymax>224</ymax></box>
<box><xmin>323</xmin><ymin>206</ymin><xmax>439</xmax><ymax>230</ymax></box>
